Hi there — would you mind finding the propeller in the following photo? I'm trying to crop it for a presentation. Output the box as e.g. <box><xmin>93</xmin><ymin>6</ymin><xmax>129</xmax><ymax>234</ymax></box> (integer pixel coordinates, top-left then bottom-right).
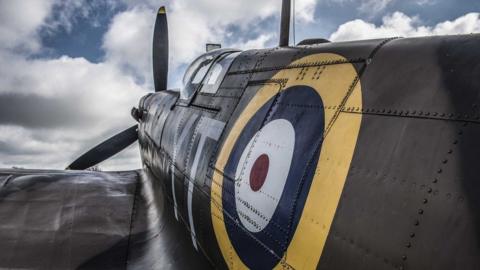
<box><xmin>66</xmin><ymin>6</ymin><xmax>169</xmax><ymax>170</ymax></box>
<box><xmin>153</xmin><ymin>6</ymin><xmax>169</xmax><ymax>92</ymax></box>
<box><xmin>66</xmin><ymin>125</ymin><xmax>139</xmax><ymax>170</ymax></box>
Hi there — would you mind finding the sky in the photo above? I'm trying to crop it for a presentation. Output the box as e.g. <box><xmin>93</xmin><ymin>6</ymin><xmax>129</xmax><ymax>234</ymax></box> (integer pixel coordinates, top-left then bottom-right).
<box><xmin>0</xmin><ymin>0</ymin><xmax>479</xmax><ymax>171</ymax></box>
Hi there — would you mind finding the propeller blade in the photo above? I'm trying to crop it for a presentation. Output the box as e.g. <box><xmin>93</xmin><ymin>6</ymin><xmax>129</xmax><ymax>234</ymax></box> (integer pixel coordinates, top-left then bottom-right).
<box><xmin>153</xmin><ymin>6</ymin><xmax>169</xmax><ymax>92</ymax></box>
<box><xmin>67</xmin><ymin>125</ymin><xmax>139</xmax><ymax>170</ymax></box>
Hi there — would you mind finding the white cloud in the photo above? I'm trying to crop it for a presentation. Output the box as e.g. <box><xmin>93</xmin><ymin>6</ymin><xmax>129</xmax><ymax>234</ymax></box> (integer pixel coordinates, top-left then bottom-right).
<box><xmin>0</xmin><ymin>0</ymin><xmax>55</xmax><ymax>52</ymax></box>
<box><xmin>230</xmin><ymin>34</ymin><xmax>275</xmax><ymax>50</ymax></box>
<box><xmin>295</xmin><ymin>0</ymin><xmax>317</xmax><ymax>23</ymax></box>
<box><xmin>2</xmin><ymin>0</ymin><xmax>480</xmax><ymax>172</ymax></box>
<box><xmin>165</xmin><ymin>0</ymin><xmax>281</xmax><ymax>65</ymax></box>
<box><xmin>0</xmin><ymin>125</ymin><xmax>141</xmax><ymax>170</ymax></box>
<box><xmin>103</xmin><ymin>7</ymin><xmax>155</xmax><ymax>84</ymax></box>
<box><xmin>145</xmin><ymin>1</ymin><xmax>316</xmax><ymax>58</ymax></box>
<box><xmin>1</xmin><ymin>0</ymin><xmax>479</xmax><ymax>172</ymax></box>
<box><xmin>431</xmin><ymin>13</ymin><xmax>480</xmax><ymax>35</ymax></box>
<box><xmin>330</xmin><ymin>12</ymin><xmax>480</xmax><ymax>41</ymax></box>
<box><xmin>1</xmin><ymin>0</ymin><xmax>318</xmax><ymax>171</ymax></box>
<box><xmin>0</xmin><ymin>1</ymin><xmax>146</xmax><ymax>170</ymax></box>
<box><xmin>0</xmin><ymin>50</ymin><xmax>145</xmax><ymax>170</ymax></box>
<box><xmin>358</xmin><ymin>0</ymin><xmax>394</xmax><ymax>17</ymax></box>
<box><xmin>103</xmin><ymin>0</ymin><xmax>319</xmax><ymax>89</ymax></box>
<box><xmin>132</xmin><ymin>0</ymin><xmax>317</xmax><ymax>25</ymax></box>
<box><xmin>0</xmin><ymin>0</ymin><xmax>119</xmax><ymax>53</ymax></box>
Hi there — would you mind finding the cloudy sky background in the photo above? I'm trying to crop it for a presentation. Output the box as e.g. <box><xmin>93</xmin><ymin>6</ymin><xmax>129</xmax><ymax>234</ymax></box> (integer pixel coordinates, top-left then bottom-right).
<box><xmin>0</xmin><ymin>0</ymin><xmax>479</xmax><ymax>171</ymax></box>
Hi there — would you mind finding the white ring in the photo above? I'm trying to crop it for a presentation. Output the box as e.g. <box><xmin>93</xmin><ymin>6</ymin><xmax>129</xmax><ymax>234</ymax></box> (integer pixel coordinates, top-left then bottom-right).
<box><xmin>234</xmin><ymin>119</ymin><xmax>295</xmax><ymax>232</ymax></box>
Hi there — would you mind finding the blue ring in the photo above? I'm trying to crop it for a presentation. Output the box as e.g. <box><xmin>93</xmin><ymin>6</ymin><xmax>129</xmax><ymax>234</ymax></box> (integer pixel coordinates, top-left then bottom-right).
<box><xmin>221</xmin><ymin>86</ymin><xmax>325</xmax><ymax>269</ymax></box>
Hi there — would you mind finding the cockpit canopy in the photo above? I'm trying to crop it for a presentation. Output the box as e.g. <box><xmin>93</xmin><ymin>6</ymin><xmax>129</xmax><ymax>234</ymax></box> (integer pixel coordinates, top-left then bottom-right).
<box><xmin>181</xmin><ymin>49</ymin><xmax>240</xmax><ymax>100</ymax></box>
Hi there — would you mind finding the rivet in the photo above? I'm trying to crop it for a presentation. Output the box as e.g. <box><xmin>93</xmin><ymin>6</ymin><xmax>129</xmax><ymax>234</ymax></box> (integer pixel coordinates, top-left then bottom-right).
<box><xmin>428</xmin><ymin>187</ymin><xmax>433</xmax><ymax>193</ymax></box>
<box><xmin>437</xmin><ymin>169</ymin><xmax>442</xmax><ymax>174</ymax></box>
<box><xmin>447</xmin><ymin>149</ymin><xmax>453</xmax><ymax>154</ymax></box>
<box><xmin>423</xmin><ymin>199</ymin><xmax>428</xmax><ymax>204</ymax></box>
<box><xmin>453</xmin><ymin>140</ymin><xmax>458</xmax><ymax>145</ymax></box>
<box><xmin>442</xmin><ymin>159</ymin><xmax>448</xmax><ymax>164</ymax></box>
<box><xmin>433</xmin><ymin>112</ymin><xmax>438</xmax><ymax>116</ymax></box>
<box><xmin>458</xmin><ymin>131</ymin><xmax>463</xmax><ymax>135</ymax></box>
<box><xmin>406</xmin><ymin>242</ymin><xmax>411</xmax><ymax>248</ymax></box>
<box><xmin>414</xmin><ymin>220</ymin><xmax>420</xmax><ymax>226</ymax></box>
<box><xmin>412</xmin><ymin>110</ymin><xmax>417</xmax><ymax>115</ymax></box>
<box><xmin>410</xmin><ymin>232</ymin><xmax>415</xmax><ymax>238</ymax></box>
<box><xmin>418</xmin><ymin>209</ymin><xmax>424</xmax><ymax>214</ymax></box>
<box><xmin>402</xmin><ymin>255</ymin><xmax>407</xmax><ymax>261</ymax></box>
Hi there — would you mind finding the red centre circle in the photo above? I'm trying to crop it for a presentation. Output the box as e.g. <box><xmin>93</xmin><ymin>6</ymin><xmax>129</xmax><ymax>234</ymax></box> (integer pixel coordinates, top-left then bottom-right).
<box><xmin>249</xmin><ymin>154</ymin><xmax>270</xmax><ymax>192</ymax></box>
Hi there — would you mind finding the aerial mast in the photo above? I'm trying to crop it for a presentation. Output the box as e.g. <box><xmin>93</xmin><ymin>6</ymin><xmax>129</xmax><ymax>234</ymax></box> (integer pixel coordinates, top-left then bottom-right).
<box><xmin>279</xmin><ymin>0</ymin><xmax>291</xmax><ymax>47</ymax></box>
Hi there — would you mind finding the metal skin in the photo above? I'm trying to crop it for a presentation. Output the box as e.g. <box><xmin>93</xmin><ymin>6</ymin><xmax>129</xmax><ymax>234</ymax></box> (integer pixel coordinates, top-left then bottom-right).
<box><xmin>1</xmin><ymin>28</ymin><xmax>480</xmax><ymax>270</ymax></box>
<box><xmin>137</xmin><ymin>35</ymin><xmax>480</xmax><ymax>269</ymax></box>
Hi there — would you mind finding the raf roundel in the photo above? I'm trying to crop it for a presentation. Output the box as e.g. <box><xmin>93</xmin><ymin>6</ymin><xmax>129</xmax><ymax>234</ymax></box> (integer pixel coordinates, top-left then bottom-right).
<box><xmin>220</xmin><ymin>85</ymin><xmax>324</xmax><ymax>268</ymax></box>
<box><xmin>211</xmin><ymin>53</ymin><xmax>363</xmax><ymax>269</ymax></box>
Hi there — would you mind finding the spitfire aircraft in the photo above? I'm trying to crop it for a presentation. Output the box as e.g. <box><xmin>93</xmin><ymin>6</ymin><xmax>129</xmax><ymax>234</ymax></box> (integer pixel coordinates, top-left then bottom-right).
<box><xmin>1</xmin><ymin>0</ymin><xmax>480</xmax><ymax>269</ymax></box>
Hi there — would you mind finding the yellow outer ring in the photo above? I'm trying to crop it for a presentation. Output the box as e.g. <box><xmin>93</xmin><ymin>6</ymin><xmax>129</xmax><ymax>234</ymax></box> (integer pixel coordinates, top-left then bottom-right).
<box><xmin>210</xmin><ymin>53</ymin><xmax>363</xmax><ymax>269</ymax></box>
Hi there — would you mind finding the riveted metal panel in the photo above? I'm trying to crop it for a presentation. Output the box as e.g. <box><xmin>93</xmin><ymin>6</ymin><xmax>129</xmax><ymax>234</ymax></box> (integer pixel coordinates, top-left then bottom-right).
<box><xmin>360</xmin><ymin>35</ymin><xmax>480</xmax><ymax>123</ymax></box>
<box><xmin>318</xmin><ymin>115</ymin><xmax>461</xmax><ymax>270</ymax></box>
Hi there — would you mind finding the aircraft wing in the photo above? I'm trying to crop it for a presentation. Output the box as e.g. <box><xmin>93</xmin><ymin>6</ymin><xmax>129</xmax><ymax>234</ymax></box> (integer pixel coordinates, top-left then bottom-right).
<box><xmin>0</xmin><ymin>169</ymin><xmax>211</xmax><ymax>269</ymax></box>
